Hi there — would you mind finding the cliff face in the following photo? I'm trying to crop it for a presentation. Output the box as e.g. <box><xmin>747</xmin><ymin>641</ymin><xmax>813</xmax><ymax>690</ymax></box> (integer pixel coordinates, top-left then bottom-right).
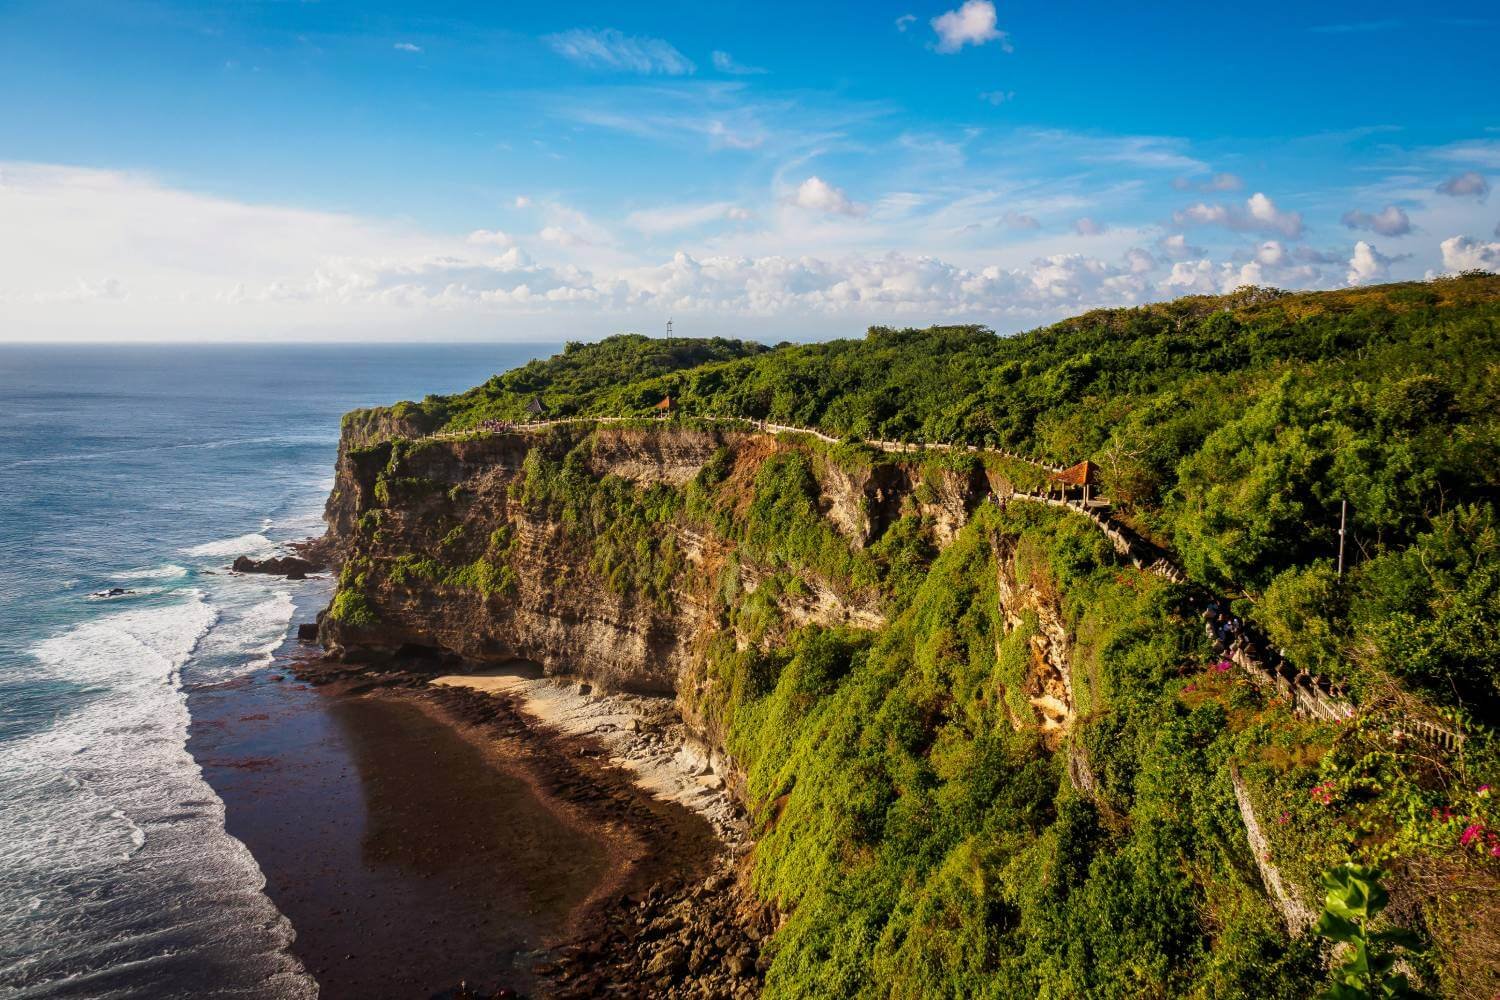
<box><xmin>324</xmin><ymin>427</ymin><xmax>897</xmax><ymax>693</ymax></box>
<box><xmin>319</xmin><ymin>423</ymin><xmax>1043</xmax><ymax>715</ymax></box>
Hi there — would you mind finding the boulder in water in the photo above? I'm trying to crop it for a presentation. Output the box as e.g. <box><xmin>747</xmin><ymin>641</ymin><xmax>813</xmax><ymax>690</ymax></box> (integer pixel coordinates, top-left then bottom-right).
<box><xmin>231</xmin><ymin>555</ymin><xmax>318</xmax><ymax>578</ymax></box>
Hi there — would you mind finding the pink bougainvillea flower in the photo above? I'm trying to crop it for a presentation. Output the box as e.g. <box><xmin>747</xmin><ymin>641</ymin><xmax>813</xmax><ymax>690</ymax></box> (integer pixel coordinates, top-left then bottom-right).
<box><xmin>1459</xmin><ymin>823</ymin><xmax>1483</xmax><ymax>847</ymax></box>
<box><xmin>1214</xmin><ymin>660</ymin><xmax>1233</xmax><ymax>673</ymax></box>
<box><xmin>1183</xmin><ymin>683</ymin><xmax>1196</xmax><ymax>693</ymax></box>
<box><xmin>1277</xmin><ymin>811</ymin><xmax>1290</xmax><ymax>825</ymax></box>
<box><xmin>1479</xmin><ymin>784</ymin><xmax>1492</xmax><ymax>797</ymax></box>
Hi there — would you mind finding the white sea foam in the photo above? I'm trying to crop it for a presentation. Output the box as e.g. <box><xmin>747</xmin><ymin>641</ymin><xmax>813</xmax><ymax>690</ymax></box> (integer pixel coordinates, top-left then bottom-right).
<box><xmin>182</xmin><ymin>532</ymin><xmax>276</xmax><ymax>559</ymax></box>
<box><xmin>190</xmin><ymin>587</ymin><xmax>297</xmax><ymax>683</ymax></box>
<box><xmin>113</xmin><ymin>563</ymin><xmax>188</xmax><ymax>581</ymax></box>
<box><xmin>0</xmin><ymin>591</ymin><xmax>315</xmax><ymax>997</ymax></box>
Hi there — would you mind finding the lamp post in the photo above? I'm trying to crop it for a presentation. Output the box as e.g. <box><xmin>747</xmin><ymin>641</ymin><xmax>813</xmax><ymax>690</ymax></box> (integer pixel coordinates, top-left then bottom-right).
<box><xmin>1336</xmin><ymin>500</ymin><xmax>1347</xmax><ymax>577</ymax></box>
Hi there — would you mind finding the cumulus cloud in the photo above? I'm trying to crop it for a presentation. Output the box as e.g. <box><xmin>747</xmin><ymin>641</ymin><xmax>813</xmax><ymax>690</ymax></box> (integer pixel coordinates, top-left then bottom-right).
<box><xmin>1439</xmin><ymin>235</ymin><xmax>1500</xmax><ymax>272</ymax></box>
<box><xmin>1173</xmin><ymin>191</ymin><xmax>1304</xmax><ymax>239</ymax></box>
<box><xmin>1341</xmin><ymin>205</ymin><xmax>1412</xmax><ymax>237</ymax></box>
<box><xmin>1156</xmin><ymin>232</ymin><xmax>1203</xmax><ymax>260</ymax></box>
<box><xmin>1002</xmin><ymin>211</ymin><xmax>1039</xmax><ymax>230</ymax></box>
<box><xmin>1436</xmin><ymin>171</ymin><xmax>1490</xmax><ymax>198</ymax></box>
<box><xmin>711</xmin><ymin>50</ymin><xmax>766</xmax><ymax>74</ymax></box>
<box><xmin>1073</xmin><ymin>216</ymin><xmax>1107</xmax><ymax>236</ymax></box>
<box><xmin>931</xmin><ymin>0</ymin><xmax>1009</xmax><ymax>53</ymax></box>
<box><xmin>979</xmin><ymin>90</ymin><xmax>1014</xmax><ymax>105</ymax></box>
<box><xmin>393</xmin><ymin>42</ymin><xmax>422</xmax><ymax>53</ymax></box>
<box><xmin>513</xmin><ymin>196</ymin><xmax>532</xmax><ymax>209</ymax></box>
<box><xmin>0</xmin><ymin>160</ymin><xmax>1367</xmax><ymax>340</ymax></box>
<box><xmin>1346</xmin><ymin>241</ymin><xmax>1392</xmax><ymax>285</ymax></box>
<box><xmin>544</xmin><ymin>28</ymin><xmax>695</xmax><ymax>75</ymax></box>
<box><xmin>789</xmin><ymin>176</ymin><xmax>865</xmax><ymax>216</ymax></box>
<box><xmin>1172</xmin><ymin>172</ymin><xmax>1242</xmax><ymax>192</ymax></box>
<box><xmin>1255</xmin><ymin>241</ymin><xmax>1289</xmax><ymax>266</ymax></box>
<box><xmin>539</xmin><ymin>225</ymin><xmax>589</xmax><ymax>247</ymax></box>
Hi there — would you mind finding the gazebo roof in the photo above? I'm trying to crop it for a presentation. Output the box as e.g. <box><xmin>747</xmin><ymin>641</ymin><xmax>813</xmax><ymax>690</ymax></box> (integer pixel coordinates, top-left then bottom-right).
<box><xmin>525</xmin><ymin>396</ymin><xmax>546</xmax><ymax>413</ymax></box>
<box><xmin>1049</xmin><ymin>460</ymin><xmax>1100</xmax><ymax>487</ymax></box>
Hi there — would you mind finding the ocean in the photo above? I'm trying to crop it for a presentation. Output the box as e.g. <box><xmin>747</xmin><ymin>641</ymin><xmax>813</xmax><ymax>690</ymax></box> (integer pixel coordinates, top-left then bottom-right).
<box><xmin>0</xmin><ymin>344</ymin><xmax>546</xmax><ymax>998</ymax></box>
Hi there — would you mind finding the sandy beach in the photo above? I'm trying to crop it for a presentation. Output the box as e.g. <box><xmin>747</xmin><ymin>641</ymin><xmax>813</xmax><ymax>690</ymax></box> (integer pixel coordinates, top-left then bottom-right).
<box><xmin>187</xmin><ymin>651</ymin><xmax>729</xmax><ymax>998</ymax></box>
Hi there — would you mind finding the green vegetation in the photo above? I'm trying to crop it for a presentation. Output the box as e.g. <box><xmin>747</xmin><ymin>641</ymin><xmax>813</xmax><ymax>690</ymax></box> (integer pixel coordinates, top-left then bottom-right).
<box><xmin>359</xmin><ymin>274</ymin><xmax>1500</xmax><ymax>726</ymax></box>
<box><xmin>347</xmin><ymin>333</ymin><xmax>766</xmax><ymax>431</ymax></box>
<box><xmin>327</xmin><ymin>588</ymin><xmax>379</xmax><ymax>627</ymax></box>
<box><xmin>338</xmin><ymin>275</ymin><xmax>1500</xmax><ymax>997</ymax></box>
<box><xmin>1313</xmin><ymin>865</ymin><xmax>1428</xmax><ymax>999</ymax></box>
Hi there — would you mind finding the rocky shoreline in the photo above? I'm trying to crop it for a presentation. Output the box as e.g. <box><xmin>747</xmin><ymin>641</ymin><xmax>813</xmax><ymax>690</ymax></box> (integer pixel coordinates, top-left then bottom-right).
<box><xmin>289</xmin><ymin>655</ymin><xmax>772</xmax><ymax>999</ymax></box>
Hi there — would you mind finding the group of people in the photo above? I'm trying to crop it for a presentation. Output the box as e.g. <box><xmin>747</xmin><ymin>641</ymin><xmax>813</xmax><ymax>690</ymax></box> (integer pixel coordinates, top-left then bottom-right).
<box><xmin>1202</xmin><ymin>600</ymin><xmax>1244</xmax><ymax>651</ymax></box>
<box><xmin>477</xmin><ymin>418</ymin><xmax>520</xmax><ymax>433</ymax></box>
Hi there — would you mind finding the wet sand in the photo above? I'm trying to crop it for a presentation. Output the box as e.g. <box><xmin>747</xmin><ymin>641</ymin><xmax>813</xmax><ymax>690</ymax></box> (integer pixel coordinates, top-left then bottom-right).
<box><xmin>187</xmin><ymin>645</ymin><xmax>731</xmax><ymax>999</ymax></box>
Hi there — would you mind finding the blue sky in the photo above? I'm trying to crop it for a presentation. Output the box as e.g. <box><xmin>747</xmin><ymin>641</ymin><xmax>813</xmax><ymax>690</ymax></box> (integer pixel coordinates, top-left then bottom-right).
<box><xmin>1</xmin><ymin>0</ymin><xmax>1497</xmax><ymax>341</ymax></box>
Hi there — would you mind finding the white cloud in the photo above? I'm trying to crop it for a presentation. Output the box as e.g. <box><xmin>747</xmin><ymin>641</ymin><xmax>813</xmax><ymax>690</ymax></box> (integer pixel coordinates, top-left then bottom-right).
<box><xmin>711</xmin><ymin>50</ymin><xmax>766</xmax><ymax>75</ymax></box>
<box><xmin>513</xmin><ymin>195</ymin><xmax>533</xmax><ymax>209</ymax></box>
<box><xmin>1023</xmin><ymin>131</ymin><xmax>1206</xmax><ymax>173</ymax></box>
<box><xmin>1156</xmin><ymin>233</ymin><xmax>1202</xmax><ymax>259</ymax></box>
<box><xmin>1341</xmin><ymin>204</ymin><xmax>1412</xmax><ymax>237</ymax></box>
<box><xmin>1433</xmin><ymin>140</ymin><xmax>1500</xmax><ymax>170</ymax></box>
<box><xmin>1073</xmin><ymin>217</ymin><xmax>1106</xmax><ymax>236</ymax></box>
<box><xmin>1172</xmin><ymin>172</ymin><xmax>1242</xmax><ymax>192</ymax></box>
<box><xmin>625</xmin><ymin>201</ymin><xmax>751</xmax><ymax>234</ymax></box>
<box><xmin>543</xmin><ymin>28</ymin><xmax>695</xmax><ymax>75</ymax></box>
<box><xmin>895</xmin><ymin>14</ymin><xmax>917</xmax><ymax>32</ymax></box>
<box><xmin>539</xmin><ymin>225</ymin><xmax>588</xmax><ymax>247</ymax></box>
<box><xmin>1173</xmin><ymin>191</ymin><xmax>1304</xmax><ymax>238</ymax></box>
<box><xmin>1439</xmin><ymin>235</ymin><xmax>1500</xmax><ymax>272</ymax></box>
<box><xmin>466</xmin><ymin>229</ymin><xmax>514</xmax><ymax>247</ymax></box>
<box><xmin>1436</xmin><ymin>170</ymin><xmax>1490</xmax><ymax>198</ymax></box>
<box><xmin>931</xmin><ymin>0</ymin><xmax>1009</xmax><ymax>53</ymax></box>
<box><xmin>0</xmin><ymin>159</ymin><xmax>1410</xmax><ymax>341</ymax></box>
<box><xmin>1346</xmin><ymin>241</ymin><xmax>1392</xmax><ymax>285</ymax></box>
<box><xmin>32</xmin><ymin>276</ymin><xmax>129</xmax><ymax>304</ymax></box>
<box><xmin>789</xmin><ymin>176</ymin><xmax>865</xmax><ymax>216</ymax></box>
<box><xmin>1245</xmin><ymin>193</ymin><xmax>1303</xmax><ymax>238</ymax></box>
<box><xmin>393</xmin><ymin>42</ymin><xmax>422</xmax><ymax>53</ymax></box>
<box><xmin>979</xmin><ymin>90</ymin><xmax>1014</xmax><ymax>105</ymax></box>
<box><xmin>1255</xmin><ymin>240</ymin><xmax>1289</xmax><ymax>266</ymax></box>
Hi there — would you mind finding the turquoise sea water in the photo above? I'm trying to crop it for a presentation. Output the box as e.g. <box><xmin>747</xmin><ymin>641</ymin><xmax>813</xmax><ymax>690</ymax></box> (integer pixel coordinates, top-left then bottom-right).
<box><xmin>0</xmin><ymin>344</ymin><xmax>544</xmax><ymax>998</ymax></box>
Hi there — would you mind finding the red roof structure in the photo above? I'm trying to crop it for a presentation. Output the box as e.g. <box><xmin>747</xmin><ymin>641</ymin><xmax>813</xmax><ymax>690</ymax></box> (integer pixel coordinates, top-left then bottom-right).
<box><xmin>1049</xmin><ymin>460</ymin><xmax>1100</xmax><ymax>487</ymax></box>
<box><xmin>654</xmin><ymin>396</ymin><xmax>675</xmax><ymax>411</ymax></box>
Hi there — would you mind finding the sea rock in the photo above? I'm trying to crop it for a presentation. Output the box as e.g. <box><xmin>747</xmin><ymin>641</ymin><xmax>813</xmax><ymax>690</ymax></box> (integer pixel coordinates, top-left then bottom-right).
<box><xmin>296</xmin><ymin>622</ymin><xmax>320</xmax><ymax>642</ymax></box>
<box><xmin>232</xmin><ymin>554</ymin><xmax>318</xmax><ymax>578</ymax></box>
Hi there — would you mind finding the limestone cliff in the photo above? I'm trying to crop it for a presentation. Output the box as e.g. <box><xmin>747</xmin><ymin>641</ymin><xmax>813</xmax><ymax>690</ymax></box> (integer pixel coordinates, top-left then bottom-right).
<box><xmin>319</xmin><ymin>421</ymin><xmax>1071</xmax><ymax>751</ymax></box>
